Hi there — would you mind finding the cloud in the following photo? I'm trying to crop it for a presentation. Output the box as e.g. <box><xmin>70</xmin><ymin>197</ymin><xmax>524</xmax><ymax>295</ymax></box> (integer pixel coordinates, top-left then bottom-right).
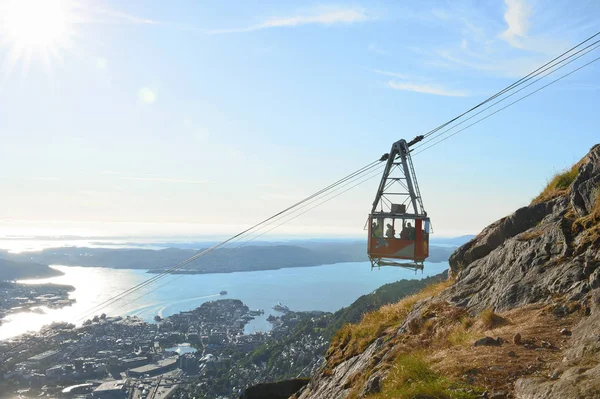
<box><xmin>120</xmin><ymin>176</ymin><xmax>207</xmax><ymax>184</ymax></box>
<box><xmin>365</xmin><ymin>68</ymin><xmax>465</xmax><ymax>96</ymax></box>
<box><xmin>96</xmin><ymin>57</ymin><xmax>107</xmax><ymax>69</ymax></box>
<box><xmin>261</xmin><ymin>193</ymin><xmax>296</xmax><ymax>200</ymax></box>
<box><xmin>367</xmin><ymin>68</ymin><xmax>412</xmax><ymax>80</ymax></box>
<box><xmin>208</xmin><ymin>6</ymin><xmax>369</xmax><ymax>34</ymax></box>
<box><xmin>138</xmin><ymin>87</ymin><xmax>157</xmax><ymax>104</ymax></box>
<box><xmin>500</xmin><ymin>0</ymin><xmax>532</xmax><ymax>49</ymax></box>
<box><xmin>89</xmin><ymin>6</ymin><xmax>159</xmax><ymax>25</ymax></box>
<box><xmin>387</xmin><ymin>80</ymin><xmax>467</xmax><ymax>97</ymax></box>
<box><xmin>368</xmin><ymin>44</ymin><xmax>389</xmax><ymax>55</ymax></box>
<box><xmin>431</xmin><ymin>8</ymin><xmax>451</xmax><ymax>21</ymax></box>
<box><xmin>422</xmin><ymin>2</ymin><xmax>573</xmax><ymax>79</ymax></box>
<box><xmin>433</xmin><ymin>48</ymin><xmax>548</xmax><ymax>78</ymax></box>
<box><xmin>182</xmin><ymin>117</ymin><xmax>210</xmax><ymax>141</ymax></box>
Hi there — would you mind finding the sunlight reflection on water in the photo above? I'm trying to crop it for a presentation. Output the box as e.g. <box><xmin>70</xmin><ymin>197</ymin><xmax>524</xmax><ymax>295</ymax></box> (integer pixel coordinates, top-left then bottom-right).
<box><xmin>1</xmin><ymin>266</ymin><xmax>150</xmax><ymax>340</ymax></box>
<box><xmin>1</xmin><ymin>261</ymin><xmax>449</xmax><ymax>340</ymax></box>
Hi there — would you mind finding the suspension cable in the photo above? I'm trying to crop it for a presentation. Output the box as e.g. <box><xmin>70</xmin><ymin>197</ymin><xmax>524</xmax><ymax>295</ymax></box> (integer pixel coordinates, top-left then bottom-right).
<box><xmin>412</xmin><ymin>40</ymin><xmax>600</xmax><ymax>151</ymax></box>
<box><xmin>417</xmin><ymin>30</ymin><xmax>600</xmax><ymax>141</ymax></box>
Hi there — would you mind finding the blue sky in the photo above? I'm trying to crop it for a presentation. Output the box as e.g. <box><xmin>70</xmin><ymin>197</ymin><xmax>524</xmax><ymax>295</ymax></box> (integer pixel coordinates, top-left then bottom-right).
<box><xmin>0</xmin><ymin>0</ymin><xmax>599</xmax><ymax>239</ymax></box>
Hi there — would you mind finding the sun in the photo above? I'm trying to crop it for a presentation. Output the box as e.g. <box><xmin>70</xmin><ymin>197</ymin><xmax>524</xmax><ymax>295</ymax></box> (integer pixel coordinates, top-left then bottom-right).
<box><xmin>0</xmin><ymin>0</ymin><xmax>77</xmax><ymax>75</ymax></box>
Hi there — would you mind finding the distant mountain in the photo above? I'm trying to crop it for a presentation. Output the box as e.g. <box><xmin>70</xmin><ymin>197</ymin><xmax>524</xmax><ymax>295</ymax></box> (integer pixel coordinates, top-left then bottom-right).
<box><xmin>5</xmin><ymin>247</ymin><xmax>198</xmax><ymax>270</ymax></box>
<box><xmin>6</xmin><ymin>245</ymin><xmax>365</xmax><ymax>273</ymax></box>
<box><xmin>5</xmin><ymin>240</ymin><xmax>459</xmax><ymax>274</ymax></box>
<box><xmin>0</xmin><ymin>258</ymin><xmax>63</xmax><ymax>281</ymax></box>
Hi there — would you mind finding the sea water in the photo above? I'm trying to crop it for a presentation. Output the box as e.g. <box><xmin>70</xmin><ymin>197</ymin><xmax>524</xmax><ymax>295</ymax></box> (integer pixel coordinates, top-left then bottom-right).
<box><xmin>1</xmin><ymin>261</ymin><xmax>448</xmax><ymax>340</ymax></box>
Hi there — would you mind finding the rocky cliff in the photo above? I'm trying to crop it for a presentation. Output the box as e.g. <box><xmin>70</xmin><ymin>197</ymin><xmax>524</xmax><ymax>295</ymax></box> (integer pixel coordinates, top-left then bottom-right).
<box><xmin>295</xmin><ymin>144</ymin><xmax>600</xmax><ymax>399</ymax></box>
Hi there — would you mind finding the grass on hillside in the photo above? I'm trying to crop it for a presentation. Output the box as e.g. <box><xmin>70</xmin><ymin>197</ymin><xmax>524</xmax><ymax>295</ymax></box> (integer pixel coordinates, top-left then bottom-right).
<box><xmin>516</xmin><ymin>230</ymin><xmax>543</xmax><ymax>241</ymax></box>
<box><xmin>372</xmin><ymin>354</ymin><xmax>481</xmax><ymax>399</ymax></box>
<box><xmin>479</xmin><ymin>308</ymin><xmax>509</xmax><ymax>330</ymax></box>
<box><xmin>327</xmin><ymin>279</ymin><xmax>453</xmax><ymax>369</ymax></box>
<box><xmin>531</xmin><ymin>164</ymin><xmax>579</xmax><ymax>204</ymax></box>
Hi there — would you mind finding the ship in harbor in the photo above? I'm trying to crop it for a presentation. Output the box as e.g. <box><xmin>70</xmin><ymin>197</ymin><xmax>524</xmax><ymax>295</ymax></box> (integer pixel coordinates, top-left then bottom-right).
<box><xmin>272</xmin><ymin>302</ymin><xmax>290</xmax><ymax>312</ymax></box>
<box><xmin>220</xmin><ymin>290</ymin><xmax>227</xmax><ymax>295</ymax></box>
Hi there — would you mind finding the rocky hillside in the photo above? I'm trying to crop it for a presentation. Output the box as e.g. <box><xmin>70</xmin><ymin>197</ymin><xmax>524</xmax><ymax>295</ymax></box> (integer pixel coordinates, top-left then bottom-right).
<box><xmin>295</xmin><ymin>144</ymin><xmax>600</xmax><ymax>399</ymax></box>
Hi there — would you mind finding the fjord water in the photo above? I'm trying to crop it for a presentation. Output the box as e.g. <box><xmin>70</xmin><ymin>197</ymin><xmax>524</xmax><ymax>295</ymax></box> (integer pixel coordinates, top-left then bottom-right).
<box><xmin>2</xmin><ymin>261</ymin><xmax>448</xmax><ymax>340</ymax></box>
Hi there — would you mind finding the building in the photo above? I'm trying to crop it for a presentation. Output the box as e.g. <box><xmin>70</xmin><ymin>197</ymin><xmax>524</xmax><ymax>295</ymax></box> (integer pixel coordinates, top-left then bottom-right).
<box><xmin>152</xmin><ymin>383</ymin><xmax>179</xmax><ymax>399</ymax></box>
<box><xmin>127</xmin><ymin>357</ymin><xmax>178</xmax><ymax>378</ymax></box>
<box><xmin>178</xmin><ymin>354</ymin><xmax>198</xmax><ymax>373</ymax></box>
<box><xmin>119</xmin><ymin>356</ymin><xmax>149</xmax><ymax>370</ymax></box>
<box><xmin>91</xmin><ymin>379</ymin><xmax>127</xmax><ymax>398</ymax></box>
<box><xmin>26</xmin><ymin>350</ymin><xmax>60</xmax><ymax>367</ymax></box>
<box><xmin>45</xmin><ymin>365</ymin><xmax>63</xmax><ymax>378</ymax></box>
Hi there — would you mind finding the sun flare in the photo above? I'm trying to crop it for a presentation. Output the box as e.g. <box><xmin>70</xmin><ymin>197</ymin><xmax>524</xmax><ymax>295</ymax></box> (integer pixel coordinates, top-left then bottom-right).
<box><xmin>0</xmin><ymin>0</ymin><xmax>77</xmax><ymax>75</ymax></box>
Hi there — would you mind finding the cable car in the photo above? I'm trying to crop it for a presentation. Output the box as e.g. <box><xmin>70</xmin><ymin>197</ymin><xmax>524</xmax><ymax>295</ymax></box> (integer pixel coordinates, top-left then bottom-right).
<box><xmin>368</xmin><ymin>136</ymin><xmax>430</xmax><ymax>270</ymax></box>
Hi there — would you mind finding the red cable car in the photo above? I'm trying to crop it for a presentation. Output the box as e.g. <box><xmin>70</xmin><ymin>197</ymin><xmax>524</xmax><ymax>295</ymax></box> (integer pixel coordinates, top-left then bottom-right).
<box><xmin>368</xmin><ymin>136</ymin><xmax>430</xmax><ymax>270</ymax></box>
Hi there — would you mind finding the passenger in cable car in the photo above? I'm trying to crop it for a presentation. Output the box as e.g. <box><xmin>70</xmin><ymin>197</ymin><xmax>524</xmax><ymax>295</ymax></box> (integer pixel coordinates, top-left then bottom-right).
<box><xmin>385</xmin><ymin>223</ymin><xmax>395</xmax><ymax>238</ymax></box>
<box><xmin>372</xmin><ymin>221</ymin><xmax>383</xmax><ymax>237</ymax></box>
<box><xmin>406</xmin><ymin>222</ymin><xmax>415</xmax><ymax>240</ymax></box>
<box><xmin>400</xmin><ymin>224</ymin><xmax>408</xmax><ymax>239</ymax></box>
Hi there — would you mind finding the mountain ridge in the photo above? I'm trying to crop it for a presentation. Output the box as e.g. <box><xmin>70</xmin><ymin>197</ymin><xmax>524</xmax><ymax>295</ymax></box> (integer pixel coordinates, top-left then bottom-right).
<box><xmin>2</xmin><ymin>241</ymin><xmax>459</xmax><ymax>274</ymax></box>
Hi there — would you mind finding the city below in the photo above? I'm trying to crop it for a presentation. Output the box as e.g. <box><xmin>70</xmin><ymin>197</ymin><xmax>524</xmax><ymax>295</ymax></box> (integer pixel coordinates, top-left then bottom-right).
<box><xmin>0</xmin><ymin>297</ymin><xmax>327</xmax><ymax>398</ymax></box>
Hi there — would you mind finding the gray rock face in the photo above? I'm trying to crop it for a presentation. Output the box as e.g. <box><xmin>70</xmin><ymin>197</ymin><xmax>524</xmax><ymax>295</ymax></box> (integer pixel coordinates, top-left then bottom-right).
<box><xmin>358</xmin><ymin>371</ymin><xmax>382</xmax><ymax>397</ymax></box>
<box><xmin>445</xmin><ymin>144</ymin><xmax>600</xmax><ymax>312</ymax></box>
<box><xmin>296</xmin><ymin>337</ymin><xmax>386</xmax><ymax>399</ymax></box>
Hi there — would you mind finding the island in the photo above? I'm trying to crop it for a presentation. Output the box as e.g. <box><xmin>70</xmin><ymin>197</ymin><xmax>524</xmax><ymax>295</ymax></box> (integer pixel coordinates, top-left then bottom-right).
<box><xmin>0</xmin><ymin>258</ymin><xmax>63</xmax><ymax>280</ymax></box>
<box><xmin>0</xmin><ymin>282</ymin><xmax>75</xmax><ymax>325</ymax></box>
<box><xmin>0</xmin><ymin>240</ymin><xmax>462</xmax><ymax>275</ymax></box>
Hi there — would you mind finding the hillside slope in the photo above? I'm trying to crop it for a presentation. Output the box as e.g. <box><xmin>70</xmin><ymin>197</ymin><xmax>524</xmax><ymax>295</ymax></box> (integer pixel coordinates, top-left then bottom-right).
<box><xmin>0</xmin><ymin>258</ymin><xmax>63</xmax><ymax>280</ymax></box>
<box><xmin>296</xmin><ymin>144</ymin><xmax>600</xmax><ymax>399</ymax></box>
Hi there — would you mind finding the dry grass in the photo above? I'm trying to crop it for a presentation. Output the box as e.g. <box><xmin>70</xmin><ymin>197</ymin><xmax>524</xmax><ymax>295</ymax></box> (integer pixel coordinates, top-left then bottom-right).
<box><xmin>531</xmin><ymin>164</ymin><xmax>580</xmax><ymax>204</ymax></box>
<box><xmin>479</xmin><ymin>308</ymin><xmax>509</xmax><ymax>330</ymax></box>
<box><xmin>371</xmin><ymin>354</ymin><xmax>481</xmax><ymax>399</ymax></box>
<box><xmin>326</xmin><ymin>279</ymin><xmax>453</xmax><ymax>369</ymax></box>
<box><xmin>330</xmin><ymin>302</ymin><xmax>581</xmax><ymax>398</ymax></box>
<box><xmin>446</xmin><ymin>324</ymin><xmax>477</xmax><ymax>347</ymax></box>
<box><xmin>431</xmin><ymin>305</ymin><xmax>579</xmax><ymax>394</ymax></box>
<box><xmin>516</xmin><ymin>230</ymin><xmax>544</xmax><ymax>241</ymax></box>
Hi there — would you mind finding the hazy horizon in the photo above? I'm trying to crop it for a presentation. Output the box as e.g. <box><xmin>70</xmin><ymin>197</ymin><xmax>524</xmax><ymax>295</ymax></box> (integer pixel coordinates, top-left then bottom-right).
<box><xmin>1</xmin><ymin>0</ymin><xmax>599</xmax><ymax>244</ymax></box>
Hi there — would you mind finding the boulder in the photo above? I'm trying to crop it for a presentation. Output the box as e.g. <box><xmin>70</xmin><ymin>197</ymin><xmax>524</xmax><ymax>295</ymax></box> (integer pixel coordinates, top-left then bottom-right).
<box><xmin>513</xmin><ymin>333</ymin><xmax>522</xmax><ymax>345</ymax></box>
<box><xmin>474</xmin><ymin>337</ymin><xmax>502</xmax><ymax>347</ymax></box>
<box><xmin>240</xmin><ymin>379</ymin><xmax>309</xmax><ymax>399</ymax></box>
